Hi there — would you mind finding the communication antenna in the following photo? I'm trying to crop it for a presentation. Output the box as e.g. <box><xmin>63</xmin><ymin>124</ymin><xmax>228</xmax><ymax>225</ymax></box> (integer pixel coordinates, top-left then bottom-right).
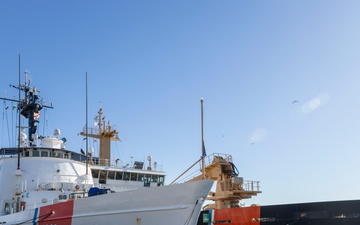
<box><xmin>200</xmin><ymin>98</ymin><xmax>206</xmax><ymax>179</ymax></box>
<box><xmin>17</xmin><ymin>55</ymin><xmax>21</xmax><ymax>170</ymax></box>
<box><xmin>85</xmin><ymin>72</ymin><xmax>89</xmax><ymax>175</ymax></box>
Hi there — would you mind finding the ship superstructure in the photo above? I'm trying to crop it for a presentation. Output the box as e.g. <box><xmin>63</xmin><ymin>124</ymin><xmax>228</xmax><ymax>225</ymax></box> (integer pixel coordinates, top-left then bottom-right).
<box><xmin>79</xmin><ymin>108</ymin><xmax>166</xmax><ymax>191</ymax></box>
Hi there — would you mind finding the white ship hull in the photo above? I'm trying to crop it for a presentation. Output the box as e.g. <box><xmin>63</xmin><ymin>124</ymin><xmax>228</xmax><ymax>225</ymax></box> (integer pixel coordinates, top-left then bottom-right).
<box><xmin>1</xmin><ymin>180</ymin><xmax>213</xmax><ymax>225</ymax></box>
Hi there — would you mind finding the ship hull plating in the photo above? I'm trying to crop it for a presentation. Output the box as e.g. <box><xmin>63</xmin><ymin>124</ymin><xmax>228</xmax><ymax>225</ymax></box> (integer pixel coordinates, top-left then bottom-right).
<box><xmin>0</xmin><ymin>180</ymin><xmax>213</xmax><ymax>225</ymax></box>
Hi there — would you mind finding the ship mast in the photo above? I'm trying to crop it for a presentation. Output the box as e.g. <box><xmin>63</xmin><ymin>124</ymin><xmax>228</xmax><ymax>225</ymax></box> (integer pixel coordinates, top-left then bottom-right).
<box><xmin>201</xmin><ymin>98</ymin><xmax>206</xmax><ymax>179</ymax></box>
<box><xmin>17</xmin><ymin>55</ymin><xmax>21</xmax><ymax>170</ymax></box>
<box><xmin>80</xmin><ymin>108</ymin><xmax>120</xmax><ymax>166</ymax></box>
<box><xmin>0</xmin><ymin>61</ymin><xmax>53</xmax><ymax>171</ymax></box>
<box><xmin>85</xmin><ymin>72</ymin><xmax>89</xmax><ymax>174</ymax></box>
<box><xmin>0</xmin><ymin>71</ymin><xmax>53</xmax><ymax>147</ymax></box>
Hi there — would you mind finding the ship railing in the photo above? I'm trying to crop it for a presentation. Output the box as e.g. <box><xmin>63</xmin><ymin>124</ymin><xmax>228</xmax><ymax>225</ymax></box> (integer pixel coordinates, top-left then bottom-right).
<box><xmin>203</xmin><ymin>153</ymin><xmax>233</xmax><ymax>167</ymax></box>
<box><xmin>84</xmin><ymin>158</ymin><xmax>163</xmax><ymax>172</ymax></box>
<box><xmin>82</xmin><ymin>127</ymin><xmax>100</xmax><ymax>135</ymax></box>
<box><xmin>220</xmin><ymin>179</ymin><xmax>261</xmax><ymax>192</ymax></box>
<box><xmin>84</xmin><ymin>158</ymin><xmax>111</xmax><ymax>167</ymax></box>
<box><xmin>243</xmin><ymin>180</ymin><xmax>261</xmax><ymax>192</ymax></box>
<box><xmin>16</xmin><ymin>178</ymin><xmax>91</xmax><ymax>192</ymax></box>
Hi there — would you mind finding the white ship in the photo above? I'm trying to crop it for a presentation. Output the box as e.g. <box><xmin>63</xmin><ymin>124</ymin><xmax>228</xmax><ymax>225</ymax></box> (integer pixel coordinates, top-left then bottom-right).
<box><xmin>0</xmin><ymin>72</ymin><xmax>213</xmax><ymax>225</ymax></box>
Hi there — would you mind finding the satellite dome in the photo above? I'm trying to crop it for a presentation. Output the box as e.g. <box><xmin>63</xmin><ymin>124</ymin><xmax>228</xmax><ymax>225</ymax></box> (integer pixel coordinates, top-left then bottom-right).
<box><xmin>54</xmin><ymin>129</ymin><xmax>61</xmax><ymax>138</ymax></box>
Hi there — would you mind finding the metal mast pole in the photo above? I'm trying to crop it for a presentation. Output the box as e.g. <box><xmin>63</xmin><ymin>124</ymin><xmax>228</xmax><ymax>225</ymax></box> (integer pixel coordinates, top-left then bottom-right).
<box><xmin>17</xmin><ymin>54</ymin><xmax>21</xmax><ymax>170</ymax></box>
<box><xmin>201</xmin><ymin>98</ymin><xmax>206</xmax><ymax>179</ymax></box>
<box><xmin>86</xmin><ymin>72</ymin><xmax>88</xmax><ymax>175</ymax></box>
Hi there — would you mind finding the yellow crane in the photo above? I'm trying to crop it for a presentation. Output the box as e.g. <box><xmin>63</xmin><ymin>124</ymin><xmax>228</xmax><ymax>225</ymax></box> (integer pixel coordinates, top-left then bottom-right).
<box><xmin>171</xmin><ymin>99</ymin><xmax>260</xmax><ymax>210</ymax></box>
<box><xmin>171</xmin><ymin>153</ymin><xmax>261</xmax><ymax>210</ymax></box>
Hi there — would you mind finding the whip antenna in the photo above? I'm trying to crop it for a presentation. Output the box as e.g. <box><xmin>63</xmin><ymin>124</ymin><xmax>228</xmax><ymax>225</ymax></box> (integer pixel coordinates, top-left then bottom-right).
<box><xmin>201</xmin><ymin>98</ymin><xmax>206</xmax><ymax>179</ymax></box>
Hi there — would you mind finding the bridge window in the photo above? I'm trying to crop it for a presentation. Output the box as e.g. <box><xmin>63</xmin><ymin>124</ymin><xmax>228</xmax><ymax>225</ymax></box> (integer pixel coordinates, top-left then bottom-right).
<box><xmin>159</xmin><ymin>176</ymin><xmax>165</xmax><ymax>184</ymax></box>
<box><xmin>123</xmin><ymin>172</ymin><xmax>130</xmax><ymax>181</ymax></box>
<box><xmin>130</xmin><ymin>173</ymin><xmax>137</xmax><ymax>181</ymax></box>
<box><xmin>137</xmin><ymin>174</ymin><xmax>144</xmax><ymax>182</ymax></box>
<box><xmin>115</xmin><ymin>171</ymin><xmax>123</xmax><ymax>180</ymax></box>
<box><xmin>108</xmin><ymin>171</ymin><xmax>115</xmax><ymax>180</ymax></box>
<box><xmin>145</xmin><ymin>174</ymin><xmax>151</xmax><ymax>182</ymax></box>
<box><xmin>92</xmin><ymin>169</ymin><xmax>99</xmax><ymax>179</ymax></box>
<box><xmin>144</xmin><ymin>174</ymin><xmax>151</xmax><ymax>187</ymax></box>
<box><xmin>152</xmin><ymin>175</ymin><xmax>158</xmax><ymax>182</ymax></box>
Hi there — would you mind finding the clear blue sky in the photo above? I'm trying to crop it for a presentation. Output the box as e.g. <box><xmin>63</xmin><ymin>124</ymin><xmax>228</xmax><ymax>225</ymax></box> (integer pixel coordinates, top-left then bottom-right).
<box><xmin>1</xmin><ymin>1</ymin><xmax>360</xmax><ymax>206</ymax></box>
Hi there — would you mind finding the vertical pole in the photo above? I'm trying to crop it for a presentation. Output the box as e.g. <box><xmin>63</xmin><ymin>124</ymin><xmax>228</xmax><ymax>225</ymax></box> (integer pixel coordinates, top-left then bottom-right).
<box><xmin>201</xmin><ymin>98</ymin><xmax>206</xmax><ymax>179</ymax></box>
<box><xmin>85</xmin><ymin>72</ymin><xmax>88</xmax><ymax>175</ymax></box>
<box><xmin>17</xmin><ymin>54</ymin><xmax>21</xmax><ymax>170</ymax></box>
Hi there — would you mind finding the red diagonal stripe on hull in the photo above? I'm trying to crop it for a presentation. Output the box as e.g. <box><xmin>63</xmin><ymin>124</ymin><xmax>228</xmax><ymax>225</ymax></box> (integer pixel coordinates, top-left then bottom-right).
<box><xmin>38</xmin><ymin>201</ymin><xmax>74</xmax><ymax>225</ymax></box>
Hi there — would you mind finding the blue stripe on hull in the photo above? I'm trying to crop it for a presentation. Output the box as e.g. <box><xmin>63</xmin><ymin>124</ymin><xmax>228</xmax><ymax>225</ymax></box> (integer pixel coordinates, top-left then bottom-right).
<box><xmin>32</xmin><ymin>208</ymin><xmax>38</xmax><ymax>225</ymax></box>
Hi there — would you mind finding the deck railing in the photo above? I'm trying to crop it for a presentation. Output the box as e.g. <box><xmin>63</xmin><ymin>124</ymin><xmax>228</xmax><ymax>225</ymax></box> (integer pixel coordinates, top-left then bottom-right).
<box><xmin>220</xmin><ymin>178</ymin><xmax>261</xmax><ymax>192</ymax></box>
